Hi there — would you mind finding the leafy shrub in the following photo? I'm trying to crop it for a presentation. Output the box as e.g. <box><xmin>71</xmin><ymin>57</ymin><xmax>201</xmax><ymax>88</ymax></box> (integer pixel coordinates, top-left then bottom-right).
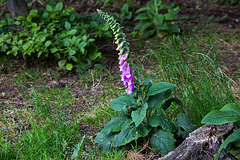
<box><xmin>95</xmin><ymin>10</ymin><xmax>196</xmax><ymax>156</ymax></box>
<box><xmin>112</xmin><ymin>2</ymin><xmax>137</xmax><ymax>26</ymax></box>
<box><xmin>202</xmin><ymin>103</ymin><xmax>240</xmax><ymax>159</ymax></box>
<box><xmin>134</xmin><ymin>0</ymin><xmax>180</xmax><ymax>38</ymax></box>
<box><xmin>0</xmin><ymin>2</ymin><xmax>111</xmax><ymax>72</ymax></box>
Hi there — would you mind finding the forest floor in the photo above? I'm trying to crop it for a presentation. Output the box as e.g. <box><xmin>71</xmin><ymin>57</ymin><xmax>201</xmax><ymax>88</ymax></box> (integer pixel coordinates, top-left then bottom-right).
<box><xmin>0</xmin><ymin>0</ymin><xmax>239</xmax><ymax>159</ymax></box>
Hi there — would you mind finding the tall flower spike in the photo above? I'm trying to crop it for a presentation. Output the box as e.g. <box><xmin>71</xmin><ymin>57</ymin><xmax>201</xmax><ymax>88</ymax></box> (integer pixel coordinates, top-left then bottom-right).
<box><xmin>97</xmin><ymin>9</ymin><xmax>134</xmax><ymax>95</ymax></box>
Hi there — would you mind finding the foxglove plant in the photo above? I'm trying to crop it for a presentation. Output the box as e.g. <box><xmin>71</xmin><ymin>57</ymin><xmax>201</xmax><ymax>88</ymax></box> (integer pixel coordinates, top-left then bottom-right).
<box><xmin>95</xmin><ymin>10</ymin><xmax>196</xmax><ymax>156</ymax></box>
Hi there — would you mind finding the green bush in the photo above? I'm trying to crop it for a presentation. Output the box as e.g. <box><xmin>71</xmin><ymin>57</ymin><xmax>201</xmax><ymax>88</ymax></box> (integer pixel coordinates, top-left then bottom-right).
<box><xmin>0</xmin><ymin>2</ymin><xmax>111</xmax><ymax>72</ymax></box>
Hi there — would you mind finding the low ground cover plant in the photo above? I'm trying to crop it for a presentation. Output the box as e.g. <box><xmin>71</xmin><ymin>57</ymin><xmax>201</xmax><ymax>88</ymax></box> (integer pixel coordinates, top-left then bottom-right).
<box><xmin>0</xmin><ymin>2</ymin><xmax>111</xmax><ymax>72</ymax></box>
<box><xmin>134</xmin><ymin>0</ymin><xmax>180</xmax><ymax>38</ymax></box>
<box><xmin>94</xmin><ymin>10</ymin><xmax>196</xmax><ymax>156</ymax></box>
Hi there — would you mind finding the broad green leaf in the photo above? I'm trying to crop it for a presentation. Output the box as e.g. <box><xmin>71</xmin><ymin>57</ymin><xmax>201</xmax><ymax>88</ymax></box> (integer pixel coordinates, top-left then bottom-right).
<box><xmin>66</xmin><ymin>7</ymin><xmax>74</xmax><ymax>12</ymax></box>
<box><xmin>69</xmin><ymin>49</ymin><xmax>76</xmax><ymax>56</ymax></box>
<box><xmin>147</xmin><ymin>1</ymin><xmax>156</xmax><ymax>13</ymax></box>
<box><xmin>65</xmin><ymin>21</ymin><xmax>71</xmax><ymax>30</ymax></box>
<box><xmin>71</xmin><ymin>135</ymin><xmax>85</xmax><ymax>159</ymax></box>
<box><xmin>29</xmin><ymin>9</ymin><xmax>38</xmax><ymax>17</ymax></box>
<box><xmin>175</xmin><ymin>113</ymin><xmax>197</xmax><ymax>139</ymax></box>
<box><xmin>201</xmin><ymin>110</ymin><xmax>240</xmax><ymax>125</ymax></box>
<box><xmin>131</xmin><ymin>103</ymin><xmax>148</xmax><ymax>127</ymax></box>
<box><xmin>69</xmin><ymin>14</ymin><xmax>75</xmax><ymax>21</ymax></box>
<box><xmin>17</xmin><ymin>15</ymin><xmax>25</xmax><ymax>21</ymax></box>
<box><xmin>136</xmin><ymin>7</ymin><xmax>152</xmax><ymax>13</ymax></box>
<box><xmin>12</xmin><ymin>46</ymin><xmax>18</xmax><ymax>56</ymax></box>
<box><xmin>168</xmin><ymin>24</ymin><xmax>180</xmax><ymax>33</ymax></box>
<box><xmin>161</xmin><ymin>98</ymin><xmax>183</xmax><ymax>110</ymax></box>
<box><xmin>40</xmin><ymin>37</ymin><xmax>46</xmax><ymax>42</ymax></box>
<box><xmin>148</xmin><ymin>89</ymin><xmax>172</xmax><ymax>109</ymax></box>
<box><xmin>158</xmin><ymin>22</ymin><xmax>168</xmax><ymax>30</ymax></box>
<box><xmin>50</xmin><ymin>47</ymin><xmax>58</xmax><ymax>53</ymax></box>
<box><xmin>156</xmin><ymin>0</ymin><xmax>162</xmax><ymax>6</ymax></box>
<box><xmin>149</xmin><ymin>114</ymin><xmax>176</xmax><ymax>133</ymax></box>
<box><xmin>215</xmin><ymin>129</ymin><xmax>240</xmax><ymax>160</ymax></box>
<box><xmin>220</xmin><ymin>103</ymin><xmax>240</xmax><ymax>113</ymax></box>
<box><xmin>82</xmin><ymin>35</ymin><xmax>88</xmax><ymax>42</ymax></box>
<box><xmin>151</xmin><ymin>129</ymin><xmax>176</xmax><ymax>155</ymax></box>
<box><xmin>55</xmin><ymin>2</ymin><xmax>63</xmax><ymax>11</ymax></box>
<box><xmin>37</xmin><ymin>51</ymin><xmax>43</xmax><ymax>58</ymax></box>
<box><xmin>14</xmin><ymin>21</ymin><xmax>21</xmax><ymax>25</ymax></box>
<box><xmin>95</xmin><ymin>131</ymin><xmax>117</xmax><ymax>153</ymax></box>
<box><xmin>139</xmin><ymin>22</ymin><xmax>153</xmax><ymax>33</ymax></box>
<box><xmin>147</xmin><ymin>82</ymin><xmax>176</xmax><ymax>96</ymax></box>
<box><xmin>142</xmin><ymin>29</ymin><xmax>155</xmax><ymax>38</ymax></box>
<box><xmin>134</xmin><ymin>21</ymin><xmax>144</xmax><ymax>30</ymax></box>
<box><xmin>113</xmin><ymin>124</ymin><xmax>150</xmax><ymax>147</ymax></box>
<box><xmin>89</xmin><ymin>46</ymin><xmax>101</xmax><ymax>60</ymax></box>
<box><xmin>46</xmin><ymin>5</ymin><xmax>52</xmax><ymax>12</ymax></box>
<box><xmin>78</xmin><ymin>42</ymin><xmax>87</xmax><ymax>49</ymax></box>
<box><xmin>102</xmin><ymin>115</ymin><xmax>132</xmax><ymax>134</ymax></box>
<box><xmin>121</xmin><ymin>4</ymin><xmax>129</xmax><ymax>13</ymax></box>
<box><xmin>45</xmin><ymin>40</ymin><xmax>51</xmax><ymax>48</ymax></box>
<box><xmin>70</xmin><ymin>56</ymin><xmax>78</xmax><ymax>62</ymax></box>
<box><xmin>153</xmin><ymin>14</ymin><xmax>164</xmax><ymax>26</ymax></box>
<box><xmin>164</xmin><ymin>13</ymin><xmax>177</xmax><ymax>21</ymax></box>
<box><xmin>68</xmin><ymin>29</ymin><xmax>77</xmax><ymax>36</ymax></box>
<box><xmin>55</xmin><ymin>53</ymin><xmax>60</xmax><ymax>59</ymax></box>
<box><xmin>110</xmin><ymin>96</ymin><xmax>136</xmax><ymax>111</ymax></box>
<box><xmin>66</xmin><ymin>63</ymin><xmax>73</xmax><ymax>70</ymax></box>
<box><xmin>134</xmin><ymin>13</ymin><xmax>150</xmax><ymax>21</ymax></box>
<box><xmin>58</xmin><ymin>60</ymin><xmax>66</xmax><ymax>67</ymax></box>
<box><xmin>42</xmin><ymin>12</ymin><xmax>49</xmax><ymax>18</ymax></box>
<box><xmin>172</xmin><ymin>7</ymin><xmax>181</xmax><ymax>15</ymax></box>
<box><xmin>142</xmin><ymin>76</ymin><xmax>156</xmax><ymax>86</ymax></box>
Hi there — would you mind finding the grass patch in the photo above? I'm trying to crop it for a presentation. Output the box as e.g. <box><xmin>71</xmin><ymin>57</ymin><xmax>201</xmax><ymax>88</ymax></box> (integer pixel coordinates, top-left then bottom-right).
<box><xmin>138</xmin><ymin>33</ymin><xmax>238</xmax><ymax>125</ymax></box>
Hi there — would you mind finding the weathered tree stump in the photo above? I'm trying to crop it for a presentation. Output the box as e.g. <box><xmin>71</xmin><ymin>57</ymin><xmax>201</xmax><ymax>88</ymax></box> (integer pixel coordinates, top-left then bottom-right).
<box><xmin>6</xmin><ymin>0</ymin><xmax>28</xmax><ymax>18</ymax></box>
<box><xmin>159</xmin><ymin>123</ymin><xmax>237</xmax><ymax>160</ymax></box>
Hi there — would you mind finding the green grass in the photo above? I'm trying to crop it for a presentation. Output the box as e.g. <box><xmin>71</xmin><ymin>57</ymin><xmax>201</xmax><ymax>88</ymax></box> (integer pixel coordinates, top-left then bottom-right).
<box><xmin>138</xmin><ymin>33</ymin><xmax>239</xmax><ymax>125</ymax></box>
<box><xmin>0</xmin><ymin>65</ymin><xmax>127</xmax><ymax>159</ymax></box>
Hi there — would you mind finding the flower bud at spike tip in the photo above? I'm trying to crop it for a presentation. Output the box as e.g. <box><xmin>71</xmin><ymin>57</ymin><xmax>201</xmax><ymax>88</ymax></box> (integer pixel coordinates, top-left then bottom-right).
<box><xmin>115</xmin><ymin>40</ymin><xmax>119</xmax><ymax>45</ymax></box>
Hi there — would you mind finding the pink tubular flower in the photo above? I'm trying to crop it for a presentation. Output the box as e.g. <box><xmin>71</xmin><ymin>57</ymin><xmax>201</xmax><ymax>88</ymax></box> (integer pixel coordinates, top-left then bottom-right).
<box><xmin>122</xmin><ymin>53</ymin><xmax>128</xmax><ymax>60</ymax></box>
<box><xmin>118</xmin><ymin>49</ymin><xmax>123</xmax><ymax>55</ymax></box>
<box><xmin>124</xmin><ymin>65</ymin><xmax>132</xmax><ymax>78</ymax></box>
<box><xmin>125</xmin><ymin>82</ymin><xmax>134</xmax><ymax>94</ymax></box>
<box><xmin>120</xmin><ymin>65</ymin><xmax>133</xmax><ymax>86</ymax></box>
<box><xmin>119</xmin><ymin>55</ymin><xmax>124</xmax><ymax>65</ymax></box>
<box><xmin>115</xmin><ymin>40</ymin><xmax>134</xmax><ymax>94</ymax></box>
<box><xmin>118</xmin><ymin>54</ymin><xmax>128</xmax><ymax>65</ymax></box>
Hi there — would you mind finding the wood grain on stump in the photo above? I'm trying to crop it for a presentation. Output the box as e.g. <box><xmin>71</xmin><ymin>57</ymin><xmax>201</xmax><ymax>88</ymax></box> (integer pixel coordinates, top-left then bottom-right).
<box><xmin>159</xmin><ymin>123</ymin><xmax>237</xmax><ymax>160</ymax></box>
